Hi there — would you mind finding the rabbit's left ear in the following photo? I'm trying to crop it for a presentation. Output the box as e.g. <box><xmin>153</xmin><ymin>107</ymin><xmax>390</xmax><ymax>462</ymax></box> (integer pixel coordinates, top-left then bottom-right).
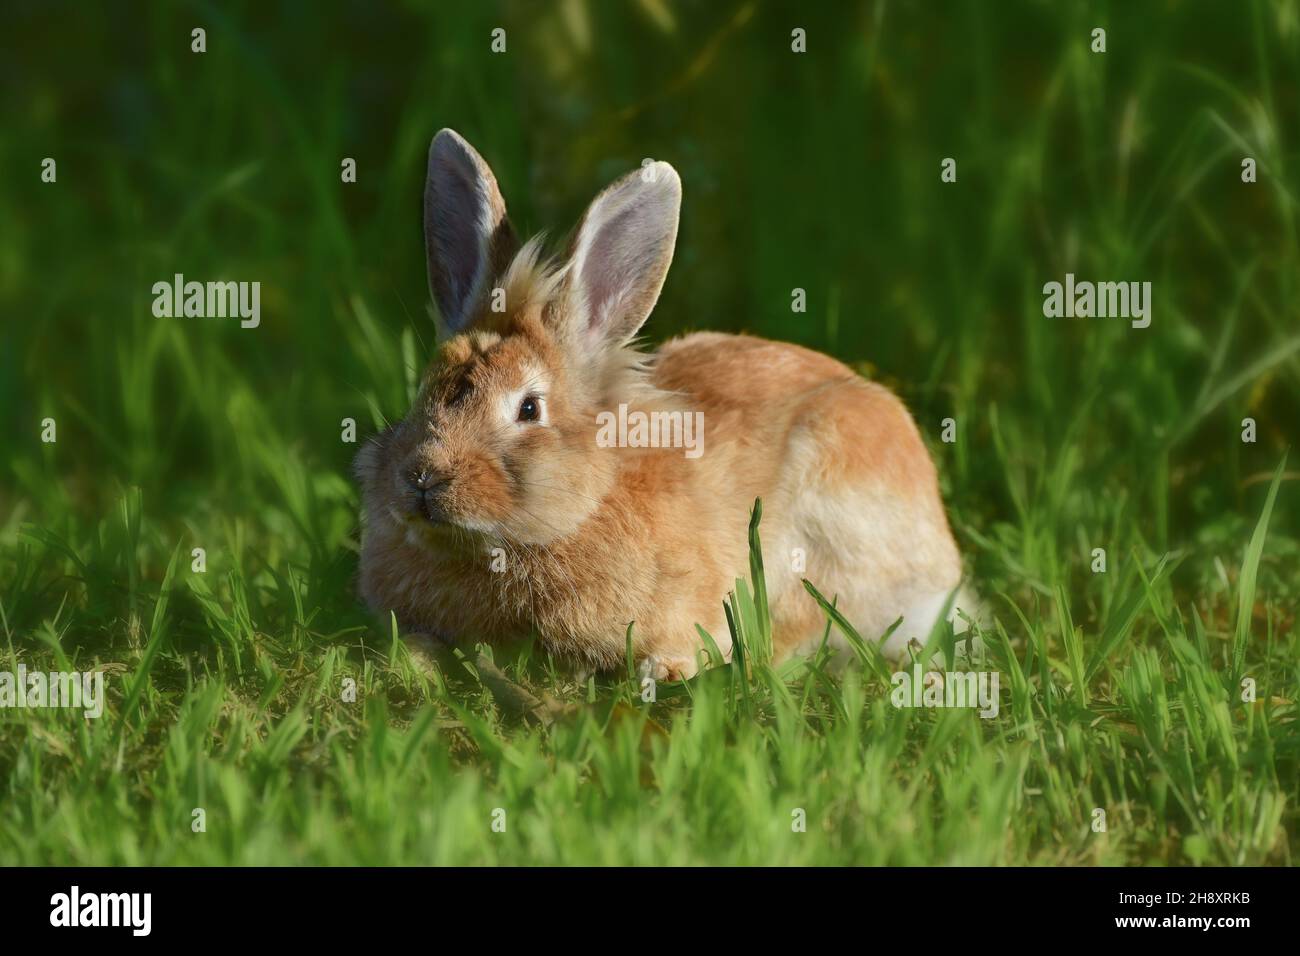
<box><xmin>424</xmin><ymin>129</ymin><xmax>518</xmax><ymax>336</ymax></box>
<box><xmin>562</xmin><ymin>161</ymin><xmax>681</xmax><ymax>350</ymax></box>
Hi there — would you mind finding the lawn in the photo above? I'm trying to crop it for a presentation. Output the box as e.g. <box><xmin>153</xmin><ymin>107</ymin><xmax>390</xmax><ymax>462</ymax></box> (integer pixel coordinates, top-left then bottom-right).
<box><xmin>1</xmin><ymin>0</ymin><xmax>1297</xmax><ymax>865</ymax></box>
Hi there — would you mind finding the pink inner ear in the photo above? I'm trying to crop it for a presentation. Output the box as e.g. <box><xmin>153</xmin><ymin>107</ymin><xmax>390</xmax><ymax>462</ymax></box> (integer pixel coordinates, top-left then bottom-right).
<box><xmin>580</xmin><ymin>205</ymin><xmax>641</xmax><ymax>335</ymax></box>
<box><xmin>568</xmin><ymin>162</ymin><xmax>679</xmax><ymax>347</ymax></box>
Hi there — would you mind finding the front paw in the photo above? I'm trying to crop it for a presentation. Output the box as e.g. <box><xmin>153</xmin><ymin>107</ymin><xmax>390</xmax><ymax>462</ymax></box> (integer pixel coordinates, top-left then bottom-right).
<box><xmin>638</xmin><ymin>653</ymin><xmax>699</xmax><ymax>683</ymax></box>
<box><xmin>402</xmin><ymin>630</ymin><xmax>454</xmax><ymax>669</ymax></box>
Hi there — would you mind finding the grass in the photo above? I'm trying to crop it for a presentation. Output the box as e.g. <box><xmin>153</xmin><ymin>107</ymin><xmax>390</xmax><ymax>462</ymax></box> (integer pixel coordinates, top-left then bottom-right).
<box><xmin>1</xmin><ymin>1</ymin><xmax>1298</xmax><ymax>865</ymax></box>
<box><xmin>0</xmin><ymin>472</ymin><xmax>1295</xmax><ymax>865</ymax></box>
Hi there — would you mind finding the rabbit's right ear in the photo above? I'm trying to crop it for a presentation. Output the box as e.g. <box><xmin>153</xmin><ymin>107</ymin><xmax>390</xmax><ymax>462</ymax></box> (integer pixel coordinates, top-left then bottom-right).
<box><xmin>424</xmin><ymin>129</ymin><xmax>518</xmax><ymax>335</ymax></box>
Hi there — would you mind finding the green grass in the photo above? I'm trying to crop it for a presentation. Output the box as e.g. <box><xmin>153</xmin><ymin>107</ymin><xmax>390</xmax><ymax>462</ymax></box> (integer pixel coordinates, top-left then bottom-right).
<box><xmin>0</xmin><ymin>472</ymin><xmax>1295</xmax><ymax>865</ymax></box>
<box><xmin>2</xmin><ymin>1</ymin><xmax>1298</xmax><ymax>865</ymax></box>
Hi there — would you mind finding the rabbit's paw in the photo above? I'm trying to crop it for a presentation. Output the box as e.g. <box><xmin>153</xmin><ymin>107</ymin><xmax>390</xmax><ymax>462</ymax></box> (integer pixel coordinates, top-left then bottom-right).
<box><xmin>402</xmin><ymin>630</ymin><xmax>455</xmax><ymax>672</ymax></box>
<box><xmin>638</xmin><ymin>653</ymin><xmax>699</xmax><ymax>683</ymax></box>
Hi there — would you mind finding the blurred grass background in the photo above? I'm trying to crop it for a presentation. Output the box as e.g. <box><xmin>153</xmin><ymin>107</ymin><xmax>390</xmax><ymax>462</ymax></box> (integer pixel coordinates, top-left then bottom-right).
<box><xmin>0</xmin><ymin>0</ymin><xmax>1297</xmax><ymax>865</ymax></box>
<box><xmin>2</xmin><ymin>0</ymin><xmax>1297</xmax><ymax>573</ymax></box>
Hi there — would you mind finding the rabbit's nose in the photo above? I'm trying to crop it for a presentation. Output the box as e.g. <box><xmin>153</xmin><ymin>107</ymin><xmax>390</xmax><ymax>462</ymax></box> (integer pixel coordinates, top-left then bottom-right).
<box><xmin>405</xmin><ymin>469</ymin><xmax>450</xmax><ymax>519</ymax></box>
<box><xmin>407</xmin><ymin>469</ymin><xmax>450</xmax><ymax>494</ymax></box>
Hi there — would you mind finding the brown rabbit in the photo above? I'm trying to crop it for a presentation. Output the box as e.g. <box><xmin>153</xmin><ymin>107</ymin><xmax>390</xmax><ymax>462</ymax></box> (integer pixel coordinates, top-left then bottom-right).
<box><xmin>354</xmin><ymin>129</ymin><xmax>967</xmax><ymax>680</ymax></box>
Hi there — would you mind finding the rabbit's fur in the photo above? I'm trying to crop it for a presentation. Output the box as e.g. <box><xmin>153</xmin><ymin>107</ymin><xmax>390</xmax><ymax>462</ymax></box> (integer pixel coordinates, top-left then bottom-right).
<box><xmin>355</xmin><ymin>129</ymin><xmax>966</xmax><ymax>680</ymax></box>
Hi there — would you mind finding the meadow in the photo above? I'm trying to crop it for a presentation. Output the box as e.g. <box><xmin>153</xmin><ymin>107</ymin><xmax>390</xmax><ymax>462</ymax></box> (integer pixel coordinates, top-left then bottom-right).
<box><xmin>1</xmin><ymin>0</ymin><xmax>1297</xmax><ymax>865</ymax></box>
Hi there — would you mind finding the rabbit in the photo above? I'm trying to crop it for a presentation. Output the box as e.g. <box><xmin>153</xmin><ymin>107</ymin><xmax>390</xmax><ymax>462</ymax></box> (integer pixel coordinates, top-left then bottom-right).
<box><xmin>354</xmin><ymin>128</ymin><xmax>968</xmax><ymax>682</ymax></box>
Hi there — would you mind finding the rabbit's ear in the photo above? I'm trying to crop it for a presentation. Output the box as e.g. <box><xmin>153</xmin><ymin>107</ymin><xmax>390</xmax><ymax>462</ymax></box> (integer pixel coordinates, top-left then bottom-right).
<box><xmin>562</xmin><ymin>161</ymin><xmax>681</xmax><ymax>349</ymax></box>
<box><xmin>424</xmin><ymin>129</ymin><xmax>518</xmax><ymax>335</ymax></box>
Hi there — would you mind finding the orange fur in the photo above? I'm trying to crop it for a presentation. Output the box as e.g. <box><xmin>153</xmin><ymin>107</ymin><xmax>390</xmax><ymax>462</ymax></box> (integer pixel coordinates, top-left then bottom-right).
<box><xmin>355</xmin><ymin>131</ymin><xmax>964</xmax><ymax>679</ymax></box>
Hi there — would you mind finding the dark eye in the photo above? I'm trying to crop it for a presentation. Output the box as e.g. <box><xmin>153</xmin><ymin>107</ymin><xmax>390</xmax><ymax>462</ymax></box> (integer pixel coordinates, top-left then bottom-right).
<box><xmin>517</xmin><ymin>395</ymin><xmax>540</xmax><ymax>423</ymax></box>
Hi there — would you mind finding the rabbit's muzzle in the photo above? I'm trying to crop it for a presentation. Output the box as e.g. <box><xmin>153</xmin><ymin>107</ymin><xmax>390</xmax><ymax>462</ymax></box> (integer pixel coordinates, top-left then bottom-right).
<box><xmin>403</xmin><ymin>467</ymin><xmax>452</xmax><ymax>524</ymax></box>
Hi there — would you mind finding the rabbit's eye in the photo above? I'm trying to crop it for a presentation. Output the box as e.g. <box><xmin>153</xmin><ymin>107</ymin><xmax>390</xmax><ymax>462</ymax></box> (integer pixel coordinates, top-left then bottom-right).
<box><xmin>517</xmin><ymin>395</ymin><xmax>541</xmax><ymax>423</ymax></box>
